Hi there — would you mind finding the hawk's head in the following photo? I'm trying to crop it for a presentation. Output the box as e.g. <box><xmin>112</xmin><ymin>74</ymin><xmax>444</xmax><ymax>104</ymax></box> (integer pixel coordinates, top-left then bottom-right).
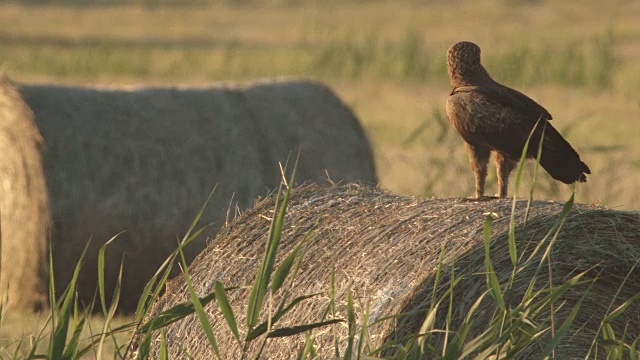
<box><xmin>447</xmin><ymin>41</ymin><xmax>489</xmax><ymax>86</ymax></box>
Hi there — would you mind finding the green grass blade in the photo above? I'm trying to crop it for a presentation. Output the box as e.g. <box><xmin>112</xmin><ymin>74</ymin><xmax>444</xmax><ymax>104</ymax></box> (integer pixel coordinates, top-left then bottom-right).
<box><xmin>442</xmin><ymin>322</ymin><xmax>471</xmax><ymax>360</ymax></box>
<box><xmin>483</xmin><ymin>213</ymin><xmax>505</xmax><ymax>310</ymax></box>
<box><xmin>96</xmin><ymin>260</ymin><xmax>124</xmax><ymax>360</ymax></box>
<box><xmin>246</xmin><ymin>182</ymin><xmax>284</xmax><ymax>329</ymax></box>
<box><xmin>537</xmin><ymin>193</ymin><xmax>574</xmax><ymax>270</ymax></box>
<box><xmin>159</xmin><ymin>329</ymin><xmax>168</xmax><ymax>360</ymax></box>
<box><xmin>182</xmin><ymin>184</ymin><xmax>218</xmax><ymax>246</ymax></box>
<box><xmin>270</xmin><ymin>242</ymin><xmax>301</xmax><ymax>294</ymax></box>
<box><xmin>214</xmin><ymin>281</ymin><xmax>240</xmax><ymax>344</ymax></box>
<box><xmin>416</xmin><ymin>302</ymin><xmax>439</xmax><ymax>354</ymax></box>
<box><xmin>247</xmin><ymin>158</ymin><xmax>298</xmax><ymax>329</ymax></box>
<box><xmin>325</xmin><ymin>267</ymin><xmax>339</xmax><ymax>358</ymax></box>
<box><xmin>60</xmin><ymin>306</ymin><xmax>82</xmax><ymax>359</ymax></box>
<box><xmin>131</xmin><ymin>190</ymin><xmax>217</xmax><ymax>340</ymax></box>
<box><xmin>507</xmin><ymin>213</ymin><xmax>518</xmax><ymax>267</ymax></box>
<box><xmin>48</xmin><ymin>241</ymin><xmax>57</xmax><ymax>320</ymax></box>
<box><xmin>245</xmin><ymin>292</ymin><xmax>322</xmax><ymax>341</ymax></box>
<box><xmin>267</xmin><ymin>319</ymin><xmax>344</xmax><ymax>338</ymax></box>
<box><xmin>528</xmin><ymin>271</ymin><xmax>588</xmax><ymax>316</ymax></box>
<box><xmin>179</xmin><ymin>246</ymin><xmax>221</xmax><ymax>359</ymax></box>
<box><xmin>146</xmin><ymin>183</ymin><xmax>218</xmax><ymax>316</ymax></box>
<box><xmin>62</xmin><ymin>306</ymin><xmax>90</xmax><ymax>359</ymax></box>
<box><xmin>509</xmin><ymin>141</ymin><xmax>530</xmax><ymax>265</ymax></box>
<box><xmin>443</xmin><ymin>265</ymin><xmax>456</xmax><ymax>354</ymax></box>
<box><xmin>537</xmin><ymin>300</ymin><xmax>582</xmax><ymax>359</ymax></box>
<box><xmin>458</xmin><ymin>295</ymin><xmax>498</xmax><ymax>358</ymax></box>
<box><xmin>343</xmin><ymin>287</ymin><xmax>356</xmax><ymax>360</ymax></box>
<box><xmin>178</xmin><ymin>292</ymin><xmax>218</xmax><ymax>347</ymax></box>
<box><xmin>282</xmin><ymin>229</ymin><xmax>313</xmax><ymax>289</ymax></box>
<box><xmin>133</xmin><ymin>186</ymin><xmax>217</xmax><ymax>325</ymax></box>
<box><xmin>78</xmin><ymin>321</ymin><xmax>138</xmax><ymax>359</ymax></box>
<box><xmin>137</xmin><ymin>292</ymin><xmax>217</xmax><ymax>333</ymax></box>
<box><xmin>524</xmin><ymin>120</ymin><xmax>547</xmax><ymax>226</ymax></box>
<box><xmin>133</xmin><ymin>254</ymin><xmax>175</xmax><ymax>322</ymax></box>
<box><xmin>601</xmin><ymin>323</ymin><xmax>622</xmax><ymax>359</ymax></box>
<box><xmin>418</xmin><ymin>244</ymin><xmax>447</xmax><ymax>353</ymax></box>
<box><xmin>135</xmin><ymin>332</ymin><xmax>153</xmax><ymax>360</ymax></box>
<box><xmin>356</xmin><ymin>302</ymin><xmax>371</xmax><ymax>360</ymax></box>
<box><xmin>11</xmin><ymin>338</ymin><xmax>23</xmax><ymax>359</ymax></box>
<box><xmin>392</xmin><ymin>345</ymin><xmax>408</xmax><ymax>360</ymax></box>
<box><xmin>297</xmin><ymin>332</ymin><xmax>318</xmax><ymax>360</ymax></box>
<box><xmin>603</xmin><ymin>292</ymin><xmax>640</xmax><ymax>323</ymax></box>
<box><xmin>430</xmin><ymin>244</ymin><xmax>446</xmax><ymax>305</ymax></box>
<box><xmin>523</xmin><ymin>192</ymin><xmax>575</xmax><ymax>300</ymax></box>
<box><xmin>98</xmin><ymin>232</ymin><xmax>124</xmax><ymax>316</ymax></box>
<box><xmin>50</xmin><ymin>241</ymin><xmax>90</xmax><ymax>359</ymax></box>
<box><xmin>508</xmin><ymin>117</ymin><xmax>542</xmax><ymax>266</ymax></box>
<box><xmin>585</xmin><ymin>259</ymin><xmax>640</xmax><ymax>358</ymax></box>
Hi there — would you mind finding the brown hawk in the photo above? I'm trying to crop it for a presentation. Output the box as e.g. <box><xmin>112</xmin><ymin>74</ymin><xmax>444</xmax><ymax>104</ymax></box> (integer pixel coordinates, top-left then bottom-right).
<box><xmin>445</xmin><ymin>41</ymin><xmax>590</xmax><ymax>198</ymax></box>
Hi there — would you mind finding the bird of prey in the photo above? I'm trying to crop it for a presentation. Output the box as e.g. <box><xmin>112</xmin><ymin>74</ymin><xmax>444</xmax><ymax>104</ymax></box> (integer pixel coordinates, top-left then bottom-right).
<box><xmin>445</xmin><ymin>41</ymin><xmax>590</xmax><ymax>199</ymax></box>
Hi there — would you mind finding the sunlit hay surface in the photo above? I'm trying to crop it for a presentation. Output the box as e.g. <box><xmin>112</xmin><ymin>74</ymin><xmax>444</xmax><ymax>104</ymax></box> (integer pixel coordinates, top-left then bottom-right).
<box><xmin>136</xmin><ymin>183</ymin><xmax>640</xmax><ymax>358</ymax></box>
<box><xmin>0</xmin><ymin>75</ymin><xmax>49</xmax><ymax>313</ymax></box>
<box><xmin>2</xmin><ymin>77</ymin><xmax>376</xmax><ymax>313</ymax></box>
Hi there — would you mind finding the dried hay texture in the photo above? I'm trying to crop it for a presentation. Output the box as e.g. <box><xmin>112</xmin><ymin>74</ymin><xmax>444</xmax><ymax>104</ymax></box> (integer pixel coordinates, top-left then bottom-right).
<box><xmin>1</xmin><ymin>77</ymin><xmax>377</xmax><ymax>312</ymax></box>
<box><xmin>136</xmin><ymin>183</ymin><xmax>640</xmax><ymax>359</ymax></box>
<box><xmin>0</xmin><ymin>75</ymin><xmax>50</xmax><ymax>312</ymax></box>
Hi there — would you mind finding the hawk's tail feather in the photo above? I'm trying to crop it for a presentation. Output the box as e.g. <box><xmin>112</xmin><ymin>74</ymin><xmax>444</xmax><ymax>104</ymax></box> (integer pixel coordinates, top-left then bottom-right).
<box><xmin>533</xmin><ymin>123</ymin><xmax>590</xmax><ymax>184</ymax></box>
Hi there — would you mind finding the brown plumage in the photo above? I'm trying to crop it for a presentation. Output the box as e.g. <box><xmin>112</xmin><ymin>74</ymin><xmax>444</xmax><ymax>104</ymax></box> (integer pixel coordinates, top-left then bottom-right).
<box><xmin>445</xmin><ymin>41</ymin><xmax>590</xmax><ymax>198</ymax></box>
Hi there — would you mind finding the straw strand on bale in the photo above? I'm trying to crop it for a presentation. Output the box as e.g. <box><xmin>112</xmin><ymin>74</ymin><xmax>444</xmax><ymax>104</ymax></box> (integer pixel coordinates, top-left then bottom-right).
<box><xmin>0</xmin><ymin>75</ymin><xmax>50</xmax><ymax>312</ymax></box>
<box><xmin>134</xmin><ymin>183</ymin><xmax>640</xmax><ymax>359</ymax></box>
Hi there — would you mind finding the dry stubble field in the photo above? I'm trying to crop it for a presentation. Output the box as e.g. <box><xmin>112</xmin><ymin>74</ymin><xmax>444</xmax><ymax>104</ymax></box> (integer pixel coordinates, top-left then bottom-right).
<box><xmin>1</xmin><ymin>0</ymin><xmax>640</xmax><ymax>355</ymax></box>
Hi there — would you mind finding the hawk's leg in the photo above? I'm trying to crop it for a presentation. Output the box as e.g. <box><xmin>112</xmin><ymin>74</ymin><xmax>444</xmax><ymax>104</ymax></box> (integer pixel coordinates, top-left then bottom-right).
<box><xmin>466</xmin><ymin>143</ymin><xmax>490</xmax><ymax>199</ymax></box>
<box><xmin>496</xmin><ymin>153</ymin><xmax>518</xmax><ymax>198</ymax></box>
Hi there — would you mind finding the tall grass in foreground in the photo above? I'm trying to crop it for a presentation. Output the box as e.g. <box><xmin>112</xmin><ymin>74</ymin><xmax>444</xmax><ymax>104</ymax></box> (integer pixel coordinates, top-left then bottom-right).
<box><xmin>1</xmin><ymin>151</ymin><xmax>638</xmax><ymax>358</ymax></box>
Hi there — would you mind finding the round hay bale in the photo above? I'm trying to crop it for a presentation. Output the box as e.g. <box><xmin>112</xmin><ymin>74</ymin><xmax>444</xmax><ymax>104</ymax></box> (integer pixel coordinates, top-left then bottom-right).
<box><xmin>3</xmin><ymin>77</ymin><xmax>377</xmax><ymax>313</ymax></box>
<box><xmin>134</xmin><ymin>183</ymin><xmax>640</xmax><ymax>358</ymax></box>
<box><xmin>0</xmin><ymin>75</ymin><xmax>50</xmax><ymax>312</ymax></box>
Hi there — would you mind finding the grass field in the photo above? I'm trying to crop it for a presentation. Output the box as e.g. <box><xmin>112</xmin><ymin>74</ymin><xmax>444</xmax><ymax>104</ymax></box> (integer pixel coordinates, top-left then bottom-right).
<box><xmin>1</xmin><ymin>0</ymin><xmax>639</xmax><ymax>356</ymax></box>
<box><xmin>0</xmin><ymin>313</ymin><xmax>131</xmax><ymax>357</ymax></box>
<box><xmin>1</xmin><ymin>0</ymin><xmax>639</xmax><ymax>209</ymax></box>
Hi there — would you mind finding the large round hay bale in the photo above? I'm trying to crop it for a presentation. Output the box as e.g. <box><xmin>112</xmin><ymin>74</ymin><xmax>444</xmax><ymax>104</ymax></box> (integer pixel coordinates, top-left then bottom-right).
<box><xmin>1</xmin><ymin>77</ymin><xmax>377</xmax><ymax>312</ymax></box>
<box><xmin>134</xmin><ymin>183</ymin><xmax>640</xmax><ymax>359</ymax></box>
<box><xmin>0</xmin><ymin>76</ymin><xmax>50</xmax><ymax>312</ymax></box>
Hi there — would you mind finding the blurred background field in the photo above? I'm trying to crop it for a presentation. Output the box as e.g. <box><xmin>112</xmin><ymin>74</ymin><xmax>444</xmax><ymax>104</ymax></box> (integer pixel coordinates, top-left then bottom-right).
<box><xmin>1</xmin><ymin>0</ymin><xmax>639</xmax><ymax>209</ymax></box>
<box><xmin>0</xmin><ymin>313</ymin><xmax>131</xmax><ymax>357</ymax></box>
<box><xmin>1</xmin><ymin>0</ymin><xmax>640</xmax><ymax>356</ymax></box>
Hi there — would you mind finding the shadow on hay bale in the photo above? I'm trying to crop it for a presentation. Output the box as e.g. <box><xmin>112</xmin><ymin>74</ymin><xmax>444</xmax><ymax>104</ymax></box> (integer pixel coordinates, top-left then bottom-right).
<box><xmin>0</xmin><ymin>77</ymin><xmax>50</xmax><ymax>312</ymax></box>
<box><xmin>0</xmin><ymin>75</ymin><xmax>377</xmax><ymax>312</ymax></box>
<box><xmin>135</xmin><ymin>183</ymin><xmax>640</xmax><ymax>359</ymax></box>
